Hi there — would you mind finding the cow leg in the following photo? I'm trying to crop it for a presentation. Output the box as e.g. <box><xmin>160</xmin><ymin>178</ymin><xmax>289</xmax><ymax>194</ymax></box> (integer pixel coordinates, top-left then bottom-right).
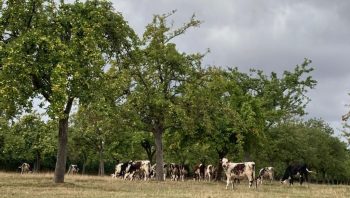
<box><xmin>300</xmin><ymin>175</ymin><xmax>304</xmax><ymax>185</ymax></box>
<box><xmin>129</xmin><ymin>172</ymin><xmax>135</xmax><ymax>181</ymax></box>
<box><xmin>144</xmin><ymin>170</ymin><xmax>149</xmax><ymax>181</ymax></box>
<box><xmin>305</xmin><ymin>173</ymin><xmax>309</xmax><ymax>185</ymax></box>
<box><xmin>290</xmin><ymin>177</ymin><xmax>294</xmax><ymax>186</ymax></box>
<box><xmin>248</xmin><ymin>175</ymin><xmax>253</xmax><ymax>188</ymax></box>
<box><xmin>226</xmin><ymin>175</ymin><xmax>234</xmax><ymax>190</ymax></box>
<box><xmin>124</xmin><ymin>172</ymin><xmax>130</xmax><ymax>180</ymax></box>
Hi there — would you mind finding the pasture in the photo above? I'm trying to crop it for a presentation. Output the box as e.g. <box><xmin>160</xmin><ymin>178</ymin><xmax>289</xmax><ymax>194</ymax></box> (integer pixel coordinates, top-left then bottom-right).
<box><xmin>1</xmin><ymin>172</ymin><xmax>350</xmax><ymax>198</ymax></box>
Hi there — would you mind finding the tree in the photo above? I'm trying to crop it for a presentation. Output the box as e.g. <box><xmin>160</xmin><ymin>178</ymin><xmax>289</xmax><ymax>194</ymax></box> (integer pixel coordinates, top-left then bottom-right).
<box><xmin>0</xmin><ymin>0</ymin><xmax>135</xmax><ymax>183</ymax></box>
<box><xmin>2</xmin><ymin>113</ymin><xmax>56</xmax><ymax>172</ymax></box>
<box><xmin>126</xmin><ymin>11</ymin><xmax>202</xmax><ymax>180</ymax></box>
<box><xmin>252</xmin><ymin>119</ymin><xmax>350</xmax><ymax>183</ymax></box>
<box><xmin>168</xmin><ymin>61</ymin><xmax>316</xmax><ymax>179</ymax></box>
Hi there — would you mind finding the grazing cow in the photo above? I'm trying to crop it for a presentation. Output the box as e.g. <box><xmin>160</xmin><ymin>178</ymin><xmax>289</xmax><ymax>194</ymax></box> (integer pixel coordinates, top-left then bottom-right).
<box><xmin>205</xmin><ymin>164</ymin><xmax>216</xmax><ymax>182</ymax></box>
<box><xmin>67</xmin><ymin>164</ymin><xmax>79</xmax><ymax>175</ymax></box>
<box><xmin>19</xmin><ymin>163</ymin><xmax>31</xmax><ymax>174</ymax></box>
<box><xmin>193</xmin><ymin>163</ymin><xmax>206</xmax><ymax>181</ymax></box>
<box><xmin>124</xmin><ymin>160</ymin><xmax>151</xmax><ymax>181</ymax></box>
<box><xmin>221</xmin><ymin>158</ymin><xmax>257</xmax><ymax>189</ymax></box>
<box><xmin>257</xmin><ymin>167</ymin><xmax>274</xmax><ymax>184</ymax></box>
<box><xmin>281</xmin><ymin>164</ymin><xmax>313</xmax><ymax>185</ymax></box>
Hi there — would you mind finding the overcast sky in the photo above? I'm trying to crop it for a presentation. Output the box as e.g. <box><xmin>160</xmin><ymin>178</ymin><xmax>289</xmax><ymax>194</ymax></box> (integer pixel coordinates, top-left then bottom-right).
<box><xmin>112</xmin><ymin>0</ymin><xmax>350</xmax><ymax>137</ymax></box>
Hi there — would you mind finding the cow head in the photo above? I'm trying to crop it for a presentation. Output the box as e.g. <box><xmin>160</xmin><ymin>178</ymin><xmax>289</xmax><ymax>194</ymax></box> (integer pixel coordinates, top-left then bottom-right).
<box><xmin>221</xmin><ymin>158</ymin><xmax>229</xmax><ymax>169</ymax></box>
<box><xmin>280</xmin><ymin>176</ymin><xmax>291</xmax><ymax>184</ymax></box>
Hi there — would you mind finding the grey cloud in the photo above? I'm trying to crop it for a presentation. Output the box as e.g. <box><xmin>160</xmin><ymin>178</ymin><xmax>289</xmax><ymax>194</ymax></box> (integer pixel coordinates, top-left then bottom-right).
<box><xmin>114</xmin><ymin>0</ymin><xmax>350</xmax><ymax>135</ymax></box>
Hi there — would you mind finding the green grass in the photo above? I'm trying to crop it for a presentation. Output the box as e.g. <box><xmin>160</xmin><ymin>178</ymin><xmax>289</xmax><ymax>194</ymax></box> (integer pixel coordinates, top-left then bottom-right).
<box><xmin>1</xmin><ymin>172</ymin><xmax>350</xmax><ymax>198</ymax></box>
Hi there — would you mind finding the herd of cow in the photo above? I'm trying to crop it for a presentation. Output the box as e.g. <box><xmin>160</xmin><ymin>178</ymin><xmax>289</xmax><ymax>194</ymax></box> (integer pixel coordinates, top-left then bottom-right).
<box><xmin>18</xmin><ymin>158</ymin><xmax>314</xmax><ymax>189</ymax></box>
<box><xmin>108</xmin><ymin>157</ymin><xmax>314</xmax><ymax>189</ymax></box>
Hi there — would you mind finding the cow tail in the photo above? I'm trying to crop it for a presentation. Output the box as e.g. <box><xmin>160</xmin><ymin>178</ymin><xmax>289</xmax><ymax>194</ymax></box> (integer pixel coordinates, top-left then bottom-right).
<box><xmin>306</xmin><ymin>168</ymin><xmax>316</xmax><ymax>174</ymax></box>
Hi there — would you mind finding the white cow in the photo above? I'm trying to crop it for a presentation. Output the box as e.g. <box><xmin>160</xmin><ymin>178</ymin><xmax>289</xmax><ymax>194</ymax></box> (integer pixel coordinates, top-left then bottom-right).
<box><xmin>221</xmin><ymin>158</ymin><xmax>257</xmax><ymax>189</ymax></box>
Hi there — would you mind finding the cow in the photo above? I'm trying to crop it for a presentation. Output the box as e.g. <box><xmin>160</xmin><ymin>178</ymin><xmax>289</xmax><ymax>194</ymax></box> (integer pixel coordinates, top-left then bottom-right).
<box><xmin>124</xmin><ymin>160</ymin><xmax>151</xmax><ymax>181</ymax></box>
<box><xmin>179</xmin><ymin>164</ymin><xmax>188</xmax><ymax>182</ymax></box>
<box><xmin>114</xmin><ymin>161</ymin><xmax>132</xmax><ymax>178</ymax></box>
<box><xmin>169</xmin><ymin>163</ymin><xmax>180</xmax><ymax>181</ymax></box>
<box><xmin>193</xmin><ymin>163</ymin><xmax>206</xmax><ymax>181</ymax></box>
<box><xmin>19</xmin><ymin>163</ymin><xmax>31</xmax><ymax>174</ymax></box>
<box><xmin>280</xmin><ymin>164</ymin><xmax>314</xmax><ymax>185</ymax></box>
<box><xmin>221</xmin><ymin>158</ymin><xmax>257</xmax><ymax>189</ymax></box>
<box><xmin>257</xmin><ymin>167</ymin><xmax>274</xmax><ymax>184</ymax></box>
<box><xmin>205</xmin><ymin>164</ymin><xmax>216</xmax><ymax>182</ymax></box>
<box><xmin>67</xmin><ymin>164</ymin><xmax>79</xmax><ymax>175</ymax></box>
<box><xmin>167</xmin><ymin>163</ymin><xmax>188</xmax><ymax>181</ymax></box>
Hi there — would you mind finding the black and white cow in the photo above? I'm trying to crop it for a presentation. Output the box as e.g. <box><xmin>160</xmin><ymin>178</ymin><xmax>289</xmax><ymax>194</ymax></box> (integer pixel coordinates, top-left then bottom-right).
<box><xmin>67</xmin><ymin>164</ymin><xmax>79</xmax><ymax>175</ymax></box>
<box><xmin>193</xmin><ymin>163</ymin><xmax>206</xmax><ymax>181</ymax></box>
<box><xmin>124</xmin><ymin>160</ymin><xmax>151</xmax><ymax>181</ymax></box>
<box><xmin>257</xmin><ymin>167</ymin><xmax>274</xmax><ymax>184</ymax></box>
<box><xmin>281</xmin><ymin>164</ymin><xmax>314</xmax><ymax>185</ymax></box>
<box><xmin>19</xmin><ymin>163</ymin><xmax>31</xmax><ymax>174</ymax></box>
<box><xmin>113</xmin><ymin>161</ymin><xmax>132</xmax><ymax>178</ymax></box>
<box><xmin>221</xmin><ymin>158</ymin><xmax>257</xmax><ymax>189</ymax></box>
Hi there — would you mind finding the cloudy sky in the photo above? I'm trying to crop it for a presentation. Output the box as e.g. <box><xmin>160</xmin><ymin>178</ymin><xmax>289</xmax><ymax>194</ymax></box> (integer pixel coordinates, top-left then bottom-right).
<box><xmin>111</xmin><ymin>0</ymin><xmax>350</xmax><ymax>136</ymax></box>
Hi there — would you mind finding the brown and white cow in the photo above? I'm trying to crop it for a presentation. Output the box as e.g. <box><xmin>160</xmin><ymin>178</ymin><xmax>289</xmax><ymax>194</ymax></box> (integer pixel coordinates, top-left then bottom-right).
<box><xmin>257</xmin><ymin>167</ymin><xmax>274</xmax><ymax>184</ymax></box>
<box><xmin>168</xmin><ymin>163</ymin><xmax>188</xmax><ymax>181</ymax></box>
<box><xmin>179</xmin><ymin>164</ymin><xmax>188</xmax><ymax>181</ymax></box>
<box><xmin>19</xmin><ymin>163</ymin><xmax>31</xmax><ymax>174</ymax></box>
<box><xmin>205</xmin><ymin>164</ymin><xmax>216</xmax><ymax>182</ymax></box>
<box><xmin>67</xmin><ymin>164</ymin><xmax>79</xmax><ymax>175</ymax></box>
<box><xmin>169</xmin><ymin>163</ymin><xmax>180</xmax><ymax>181</ymax></box>
<box><xmin>221</xmin><ymin>158</ymin><xmax>257</xmax><ymax>189</ymax></box>
<box><xmin>193</xmin><ymin>163</ymin><xmax>206</xmax><ymax>181</ymax></box>
<box><xmin>124</xmin><ymin>160</ymin><xmax>151</xmax><ymax>181</ymax></box>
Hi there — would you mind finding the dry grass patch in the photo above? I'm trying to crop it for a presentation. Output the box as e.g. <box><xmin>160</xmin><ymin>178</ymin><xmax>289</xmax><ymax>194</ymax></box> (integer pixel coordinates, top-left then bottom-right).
<box><xmin>1</xmin><ymin>172</ymin><xmax>350</xmax><ymax>198</ymax></box>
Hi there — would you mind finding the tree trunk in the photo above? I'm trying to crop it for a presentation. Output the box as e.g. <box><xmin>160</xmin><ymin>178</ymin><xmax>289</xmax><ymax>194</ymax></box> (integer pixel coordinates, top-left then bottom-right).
<box><xmin>53</xmin><ymin>98</ymin><xmax>73</xmax><ymax>183</ymax></box>
<box><xmin>154</xmin><ymin>129</ymin><xmax>164</xmax><ymax>181</ymax></box>
<box><xmin>33</xmin><ymin>150</ymin><xmax>41</xmax><ymax>173</ymax></box>
<box><xmin>82</xmin><ymin>154</ymin><xmax>87</xmax><ymax>175</ymax></box>
<box><xmin>216</xmin><ymin>149</ymin><xmax>228</xmax><ymax>181</ymax></box>
<box><xmin>54</xmin><ymin>116</ymin><xmax>69</xmax><ymax>183</ymax></box>
<box><xmin>98</xmin><ymin>148</ymin><xmax>105</xmax><ymax>176</ymax></box>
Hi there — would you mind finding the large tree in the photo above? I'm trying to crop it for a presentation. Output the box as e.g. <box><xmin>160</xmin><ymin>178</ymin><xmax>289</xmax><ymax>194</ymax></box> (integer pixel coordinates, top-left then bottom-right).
<box><xmin>126</xmin><ymin>11</ymin><xmax>202</xmax><ymax>180</ymax></box>
<box><xmin>0</xmin><ymin>0</ymin><xmax>135</xmax><ymax>183</ymax></box>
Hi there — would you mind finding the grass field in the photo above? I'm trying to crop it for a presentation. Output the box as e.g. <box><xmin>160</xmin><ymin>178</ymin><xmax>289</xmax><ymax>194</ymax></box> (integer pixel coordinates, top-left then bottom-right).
<box><xmin>1</xmin><ymin>172</ymin><xmax>350</xmax><ymax>198</ymax></box>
